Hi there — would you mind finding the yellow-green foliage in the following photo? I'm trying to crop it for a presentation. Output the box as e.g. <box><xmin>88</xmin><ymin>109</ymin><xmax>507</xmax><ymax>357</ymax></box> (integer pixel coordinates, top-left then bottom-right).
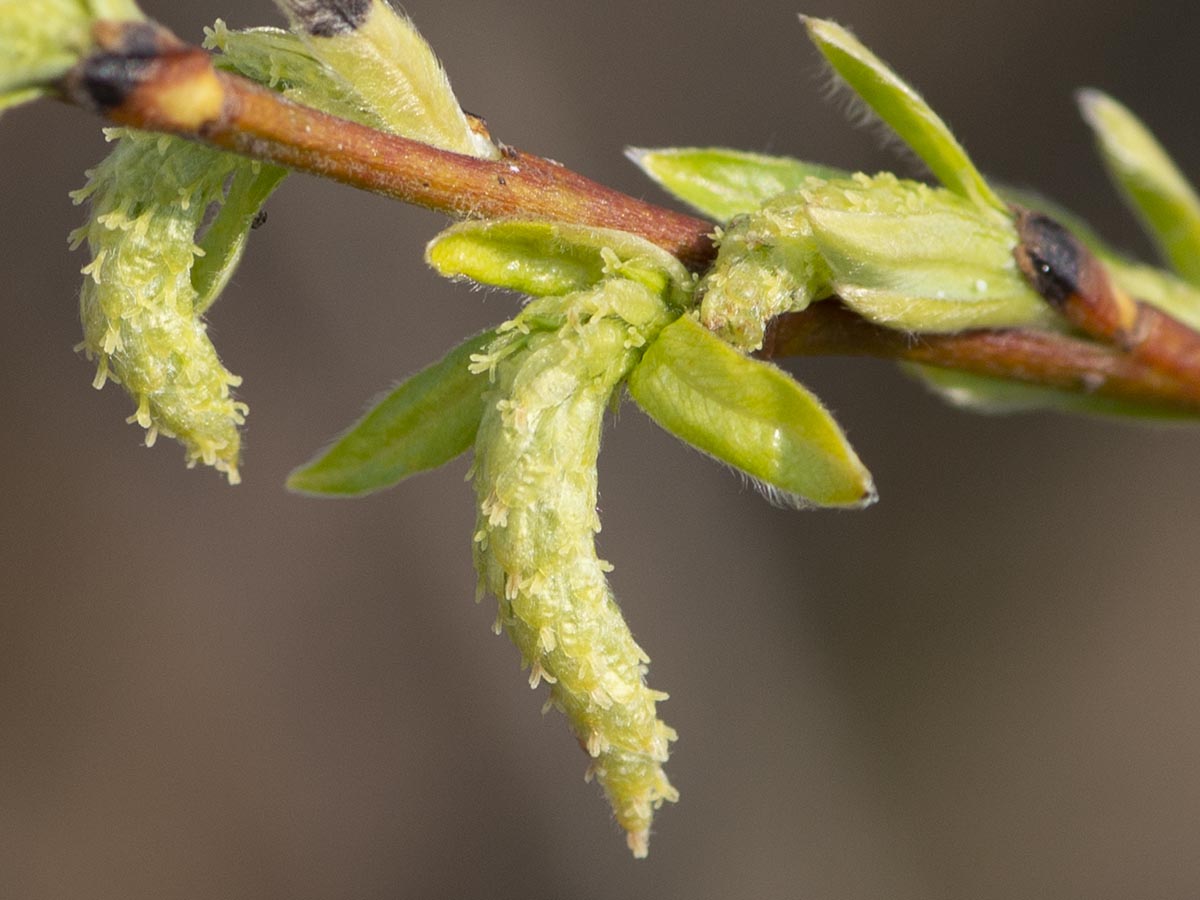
<box><xmin>699</xmin><ymin>172</ymin><xmax>1058</xmax><ymax>351</ymax></box>
<box><xmin>270</xmin><ymin>0</ymin><xmax>497</xmax><ymax>158</ymax></box>
<box><xmin>67</xmin><ymin>2</ymin><xmax>500</xmax><ymax>482</ymax></box>
<box><xmin>1080</xmin><ymin>90</ymin><xmax>1200</xmax><ymax>287</ymax></box>
<box><xmin>799</xmin><ymin>172</ymin><xmax>1056</xmax><ymax>332</ymax></box>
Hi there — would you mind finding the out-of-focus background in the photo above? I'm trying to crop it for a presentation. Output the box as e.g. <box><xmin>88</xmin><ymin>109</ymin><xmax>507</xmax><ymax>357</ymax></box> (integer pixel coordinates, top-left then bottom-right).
<box><xmin>4</xmin><ymin>1</ymin><xmax>1200</xmax><ymax>897</ymax></box>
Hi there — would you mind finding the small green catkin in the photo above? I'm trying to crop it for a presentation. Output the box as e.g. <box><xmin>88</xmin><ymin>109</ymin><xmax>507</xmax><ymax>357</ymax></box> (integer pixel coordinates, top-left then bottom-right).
<box><xmin>470</xmin><ymin>281</ymin><xmax>678</xmax><ymax>857</ymax></box>
<box><xmin>698</xmin><ymin>191</ymin><xmax>831</xmax><ymax>351</ymax></box>
<box><xmin>71</xmin><ymin>130</ymin><xmax>254</xmax><ymax>483</ymax></box>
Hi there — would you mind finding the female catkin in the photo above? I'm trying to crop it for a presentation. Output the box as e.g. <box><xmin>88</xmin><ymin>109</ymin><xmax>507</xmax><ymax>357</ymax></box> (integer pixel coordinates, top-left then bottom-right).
<box><xmin>471</xmin><ymin>281</ymin><xmax>678</xmax><ymax>857</ymax></box>
<box><xmin>72</xmin><ymin>130</ymin><xmax>254</xmax><ymax>482</ymax></box>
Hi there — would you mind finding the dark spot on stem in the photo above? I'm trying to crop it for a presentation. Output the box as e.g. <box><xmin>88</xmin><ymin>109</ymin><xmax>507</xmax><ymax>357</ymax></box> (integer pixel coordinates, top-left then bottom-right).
<box><xmin>72</xmin><ymin>53</ymin><xmax>153</xmax><ymax>110</ymax></box>
<box><xmin>285</xmin><ymin>0</ymin><xmax>372</xmax><ymax>37</ymax></box>
<box><xmin>250</xmin><ymin>211</ymin><xmax>269</xmax><ymax>230</ymax></box>
<box><xmin>64</xmin><ymin>21</ymin><xmax>178</xmax><ymax>111</ymax></box>
<box><xmin>1013</xmin><ymin>209</ymin><xmax>1084</xmax><ymax>309</ymax></box>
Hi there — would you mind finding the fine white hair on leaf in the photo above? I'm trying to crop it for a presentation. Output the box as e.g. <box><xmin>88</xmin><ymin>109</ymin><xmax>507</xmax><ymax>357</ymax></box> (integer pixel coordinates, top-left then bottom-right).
<box><xmin>748</xmin><ymin>473</ymin><xmax>817</xmax><ymax>511</ymax></box>
<box><xmin>809</xmin><ymin>29</ymin><xmax>930</xmax><ymax>177</ymax></box>
<box><xmin>272</xmin><ymin>0</ymin><xmax>499</xmax><ymax>159</ymax></box>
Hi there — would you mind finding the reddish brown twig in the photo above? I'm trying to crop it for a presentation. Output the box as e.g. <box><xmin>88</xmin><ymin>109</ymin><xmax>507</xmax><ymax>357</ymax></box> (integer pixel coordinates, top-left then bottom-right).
<box><xmin>765</xmin><ymin>302</ymin><xmax>1200</xmax><ymax>413</ymax></box>
<box><xmin>55</xmin><ymin>19</ymin><xmax>1200</xmax><ymax>415</ymax></box>
<box><xmin>61</xmin><ymin>20</ymin><xmax>716</xmax><ymax>269</ymax></box>
<box><xmin>1015</xmin><ymin>208</ymin><xmax>1200</xmax><ymax>391</ymax></box>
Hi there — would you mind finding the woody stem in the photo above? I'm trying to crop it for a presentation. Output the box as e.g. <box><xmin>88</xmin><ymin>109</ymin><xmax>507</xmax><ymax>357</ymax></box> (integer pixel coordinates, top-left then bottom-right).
<box><xmin>58</xmin><ymin>18</ymin><xmax>1200</xmax><ymax>415</ymax></box>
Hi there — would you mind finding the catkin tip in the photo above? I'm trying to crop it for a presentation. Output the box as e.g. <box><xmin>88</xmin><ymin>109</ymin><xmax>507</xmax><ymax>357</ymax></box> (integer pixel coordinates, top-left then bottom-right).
<box><xmin>627</xmin><ymin>829</ymin><xmax>650</xmax><ymax>859</ymax></box>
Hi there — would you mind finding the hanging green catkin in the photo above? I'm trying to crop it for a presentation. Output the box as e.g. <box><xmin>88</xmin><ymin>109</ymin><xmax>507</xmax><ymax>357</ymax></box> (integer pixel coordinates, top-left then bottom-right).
<box><xmin>71</xmin><ymin>130</ymin><xmax>257</xmax><ymax>482</ymax></box>
<box><xmin>471</xmin><ymin>280</ymin><xmax>678</xmax><ymax>857</ymax></box>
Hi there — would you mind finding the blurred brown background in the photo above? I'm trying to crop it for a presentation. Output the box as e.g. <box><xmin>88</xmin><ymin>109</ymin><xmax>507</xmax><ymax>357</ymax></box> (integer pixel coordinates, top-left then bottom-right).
<box><xmin>4</xmin><ymin>1</ymin><xmax>1200</xmax><ymax>897</ymax></box>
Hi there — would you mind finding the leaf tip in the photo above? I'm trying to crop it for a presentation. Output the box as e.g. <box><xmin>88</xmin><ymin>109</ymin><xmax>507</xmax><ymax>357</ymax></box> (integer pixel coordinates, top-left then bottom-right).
<box><xmin>624</xmin><ymin>146</ymin><xmax>650</xmax><ymax>166</ymax></box>
<box><xmin>283</xmin><ymin>466</ymin><xmax>325</xmax><ymax>495</ymax></box>
<box><xmin>1076</xmin><ymin>88</ymin><xmax>1126</xmax><ymax>136</ymax></box>
<box><xmin>1075</xmin><ymin>86</ymin><xmax>1106</xmax><ymax>118</ymax></box>
<box><xmin>283</xmin><ymin>465</ymin><xmax>357</xmax><ymax>497</ymax></box>
<box><xmin>800</xmin><ymin>15</ymin><xmax>853</xmax><ymax>51</ymax></box>
<box><xmin>857</xmin><ymin>479</ymin><xmax>880</xmax><ymax>509</ymax></box>
<box><xmin>624</xmin><ymin>146</ymin><xmax>663</xmax><ymax>183</ymax></box>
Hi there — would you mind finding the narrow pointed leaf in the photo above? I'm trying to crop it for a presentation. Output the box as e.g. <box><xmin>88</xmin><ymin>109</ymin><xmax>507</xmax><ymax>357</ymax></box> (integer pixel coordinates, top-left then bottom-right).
<box><xmin>803</xmin><ymin>16</ymin><xmax>1005</xmax><ymax>213</ymax></box>
<box><xmin>627</xmin><ymin>147</ymin><xmax>848</xmax><ymax>221</ymax></box>
<box><xmin>628</xmin><ymin>315</ymin><xmax>875</xmax><ymax>508</ymax></box>
<box><xmin>1079</xmin><ymin>90</ymin><xmax>1200</xmax><ymax>287</ymax></box>
<box><xmin>287</xmin><ymin>331</ymin><xmax>494</xmax><ymax>496</ymax></box>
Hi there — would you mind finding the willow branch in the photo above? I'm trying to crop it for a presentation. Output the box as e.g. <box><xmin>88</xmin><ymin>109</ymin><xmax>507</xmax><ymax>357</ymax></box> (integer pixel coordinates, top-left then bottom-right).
<box><xmin>56</xmin><ymin>19</ymin><xmax>1200</xmax><ymax>415</ymax></box>
<box><xmin>61</xmin><ymin>21</ymin><xmax>716</xmax><ymax>269</ymax></box>
<box><xmin>765</xmin><ymin>303</ymin><xmax>1200</xmax><ymax>412</ymax></box>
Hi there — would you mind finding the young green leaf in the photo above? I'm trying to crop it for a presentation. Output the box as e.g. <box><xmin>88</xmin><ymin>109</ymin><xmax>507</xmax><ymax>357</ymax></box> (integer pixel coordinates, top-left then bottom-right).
<box><xmin>803</xmin><ymin>16</ymin><xmax>1005</xmax><ymax>213</ymax></box>
<box><xmin>1079</xmin><ymin>89</ymin><xmax>1200</xmax><ymax>287</ymax></box>
<box><xmin>626</xmin><ymin>146</ymin><xmax>848</xmax><ymax>222</ymax></box>
<box><xmin>426</xmin><ymin>219</ymin><xmax>694</xmax><ymax>305</ymax></box>
<box><xmin>287</xmin><ymin>330</ymin><xmax>494</xmax><ymax>496</ymax></box>
<box><xmin>271</xmin><ymin>0</ymin><xmax>497</xmax><ymax>158</ymax></box>
<box><xmin>802</xmin><ymin>173</ymin><xmax>1057</xmax><ymax>332</ymax></box>
<box><xmin>628</xmin><ymin>315</ymin><xmax>876</xmax><ymax>508</ymax></box>
<box><xmin>204</xmin><ymin>22</ymin><xmax>398</xmax><ymax>130</ymax></box>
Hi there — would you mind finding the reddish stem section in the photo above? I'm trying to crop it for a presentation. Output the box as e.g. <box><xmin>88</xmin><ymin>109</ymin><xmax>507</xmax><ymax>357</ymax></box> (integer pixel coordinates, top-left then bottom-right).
<box><xmin>767</xmin><ymin>303</ymin><xmax>1200</xmax><ymax>412</ymax></box>
<box><xmin>59</xmin><ymin>20</ymin><xmax>1200</xmax><ymax>415</ymax></box>
<box><xmin>64</xmin><ymin>26</ymin><xmax>716</xmax><ymax>271</ymax></box>
<box><xmin>218</xmin><ymin>76</ymin><xmax>717</xmax><ymax>268</ymax></box>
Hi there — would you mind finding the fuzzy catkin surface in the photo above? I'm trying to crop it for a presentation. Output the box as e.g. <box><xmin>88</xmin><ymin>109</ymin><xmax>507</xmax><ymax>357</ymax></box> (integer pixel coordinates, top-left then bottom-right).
<box><xmin>73</xmin><ymin>131</ymin><xmax>251</xmax><ymax>482</ymax></box>
<box><xmin>471</xmin><ymin>286</ymin><xmax>677</xmax><ymax>857</ymax></box>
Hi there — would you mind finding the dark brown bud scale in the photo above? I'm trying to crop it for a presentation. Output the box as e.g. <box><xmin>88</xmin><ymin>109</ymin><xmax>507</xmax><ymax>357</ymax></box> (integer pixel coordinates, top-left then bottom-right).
<box><xmin>285</xmin><ymin>0</ymin><xmax>372</xmax><ymax>37</ymax></box>
<box><xmin>73</xmin><ymin>54</ymin><xmax>150</xmax><ymax>110</ymax></box>
<box><xmin>62</xmin><ymin>21</ymin><xmax>180</xmax><ymax>112</ymax></box>
<box><xmin>1013</xmin><ymin>210</ymin><xmax>1084</xmax><ymax>310</ymax></box>
<box><xmin>1014</xmin><ymin>206</ymin><xmax>1140</xmax><ymax>343</ymax></box>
